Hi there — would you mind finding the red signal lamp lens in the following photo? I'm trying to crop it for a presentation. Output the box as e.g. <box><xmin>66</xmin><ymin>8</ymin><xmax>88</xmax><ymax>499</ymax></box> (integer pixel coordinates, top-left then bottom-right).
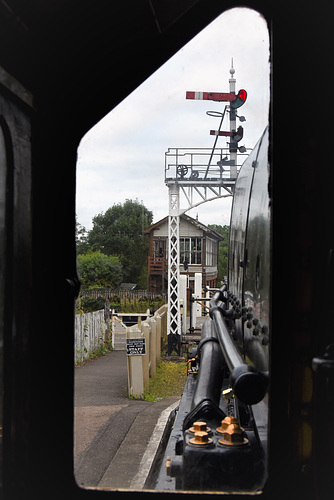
<box><xmin>230</xmin><ymin>89</ymin><xmax>247</xmax><ymax>109</ymax></box>
<box><xmin>238</xmin><ymin>89</ymin><xmax>247</xmax><ymax>102</ymax></box>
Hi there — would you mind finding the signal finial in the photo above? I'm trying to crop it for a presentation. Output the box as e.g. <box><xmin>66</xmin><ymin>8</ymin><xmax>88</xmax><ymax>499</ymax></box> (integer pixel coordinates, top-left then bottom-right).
<box><xmin>230</xmin><ymin>58</ymin><xmax>235</xmax><ymax>77</ymax></box>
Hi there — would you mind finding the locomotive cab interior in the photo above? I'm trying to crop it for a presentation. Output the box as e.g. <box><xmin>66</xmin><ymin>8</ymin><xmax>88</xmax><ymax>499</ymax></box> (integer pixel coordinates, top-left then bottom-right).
<box><xmin>1</xmin><ymin>1</ymin><xmax>334</xmax><ymax>500</ymax></box>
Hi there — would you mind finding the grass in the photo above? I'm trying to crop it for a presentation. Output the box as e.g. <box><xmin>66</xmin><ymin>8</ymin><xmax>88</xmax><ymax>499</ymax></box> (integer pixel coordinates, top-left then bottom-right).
<box><xmin>142</xmin><ymin>361</ymin><xmax>187</xmax><ymax>402</ymax></box>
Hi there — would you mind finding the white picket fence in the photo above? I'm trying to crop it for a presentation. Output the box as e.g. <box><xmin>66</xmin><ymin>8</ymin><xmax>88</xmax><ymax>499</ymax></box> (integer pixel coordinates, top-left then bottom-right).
<box><xmin>75</xmin><ymin>310</ymin><xmax>108</xmax><ymax>364</ymax></box>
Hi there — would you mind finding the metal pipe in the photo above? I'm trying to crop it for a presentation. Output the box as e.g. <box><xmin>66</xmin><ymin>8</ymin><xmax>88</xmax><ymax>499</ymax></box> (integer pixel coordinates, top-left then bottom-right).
<box><xmin>209</xmin><ymin>289</ymin><xmax>268</xmax><ymax>405</ymax></box>
<box><xmin>209</xmin><ymin>291</ymin><xmax>243</xmax><ymax>372</ymax></box>
<box><xmin>191</xmin><ymin>318</ymin><xmax>224</xmax><ymax>410</ymax></box>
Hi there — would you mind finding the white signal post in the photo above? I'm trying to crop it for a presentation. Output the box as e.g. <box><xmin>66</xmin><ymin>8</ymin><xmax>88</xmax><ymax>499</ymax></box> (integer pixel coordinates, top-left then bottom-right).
<box><xmin>165</xmin><ymin>63</ymin><xmax>247</xmax><ymax>355</ymax></box>
<box><xmin>229</xmin><ymin>60</ymin><xmax>238</xmax><ymax>179</ymax></box>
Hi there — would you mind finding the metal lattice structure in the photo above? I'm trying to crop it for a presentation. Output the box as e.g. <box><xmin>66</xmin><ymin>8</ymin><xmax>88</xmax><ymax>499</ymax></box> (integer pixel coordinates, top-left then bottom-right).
<box><xmin>167</xmin><ymin>184</ymin><xmax>181</xmax><ymax>354</ymax></box>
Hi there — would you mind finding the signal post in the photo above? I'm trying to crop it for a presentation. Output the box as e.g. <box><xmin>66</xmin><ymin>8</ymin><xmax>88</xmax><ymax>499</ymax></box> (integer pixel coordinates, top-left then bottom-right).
<box><xmin>166</xmin><ymin>63</ymin><xmax>247</xmax><ymax>355</ymax></box>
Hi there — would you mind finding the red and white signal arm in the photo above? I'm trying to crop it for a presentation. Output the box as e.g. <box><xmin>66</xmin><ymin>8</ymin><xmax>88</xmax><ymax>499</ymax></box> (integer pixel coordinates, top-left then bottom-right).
<box><xmin>186</xmin><ymin>91</ymin><xmax>236</xmax><ymax>102</ymax></box>
<box><xmin>210</xmin><ymin>126</ymin><xmax>243</xmax><ymax>140</ymax></box>
<box><xmin>230</xmin><ymin>89</ymin><xmax>247</xmax><ymax>109</ymax></box>
<box><xmin>186</xmin><ymin>89</ymin><xmax>247</xmax><ymax>107</ymax></box>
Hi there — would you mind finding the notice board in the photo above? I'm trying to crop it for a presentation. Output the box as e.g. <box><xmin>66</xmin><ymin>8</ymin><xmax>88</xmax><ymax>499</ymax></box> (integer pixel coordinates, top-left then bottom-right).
<box><xmin>126</xmin><ymin>338</ymin><xmax>146</xmax><ymax>355</ymax></box>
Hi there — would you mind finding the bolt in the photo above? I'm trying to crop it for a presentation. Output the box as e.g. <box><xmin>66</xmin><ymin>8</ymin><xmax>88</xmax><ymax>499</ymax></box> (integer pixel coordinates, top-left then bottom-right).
<box><xmin>190</xmin><ymin>431</ymin><xmax>208</xmax><ymax>445</ymax></box>
<box><xmin>193</xmin><ymin>421</ymin><xmax>206</xmax><ymax>432</ymax></box>
<box><xmin>216</xmin><ymin>416</ymin><xmax>248</xmax><ymax>447</ymax></box>
<box><xmin>195</xmin><ymin>431</ymin><xmax>208</xmax><ymax>444</ymax></box>
<box><xmin>189</xmin><ymin>431</ymin><xmax>213</xmax><ymax>447</ymax></box>
<box><xmin>188</xmin><ymin>420</ymin><xmax>212</xmax><ymax>435</ymax></box>
<box><xmin>262</xmin><ymin>324</ymin><xmax>269</xmax><ymax>335</ymax></box>
<box><xmin>216</xmin><ymin>415</ymin><xmax>236</xmax><ymax>434</ymax></box>
<box><xmin>262</xmin><ymin>336</ymin><xmax>269</xmax><ymax>346</ymax></box>
<box><xmin>166</xmin><ymin>456</ymin><xmax>172</xmax><ymax>476</ymax></box>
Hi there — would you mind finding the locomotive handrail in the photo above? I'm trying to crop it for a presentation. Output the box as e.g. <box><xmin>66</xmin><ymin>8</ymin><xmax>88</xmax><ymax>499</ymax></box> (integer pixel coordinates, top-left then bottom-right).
<box><xmin>209</xmin><ymin>287</ymin><xmax>268</xmax><ymax>405</ymax></box>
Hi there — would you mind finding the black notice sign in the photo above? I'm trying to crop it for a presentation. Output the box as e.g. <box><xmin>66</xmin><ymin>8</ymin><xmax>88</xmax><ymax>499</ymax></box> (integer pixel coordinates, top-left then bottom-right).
<box><xmin>126</xmin><ymin>338</ymin><xmax>146</xmax><ymax>356</ymax></box>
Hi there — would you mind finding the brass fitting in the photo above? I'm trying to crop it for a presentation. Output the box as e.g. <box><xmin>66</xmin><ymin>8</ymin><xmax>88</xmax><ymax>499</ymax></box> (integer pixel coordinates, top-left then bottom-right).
<box><xmin>222</xmin><ymin>387</ymin><xmax>234</xmax><ymax>400</ymax></box>
<box><xmin>216</xmin><ymin>416</ymin><xmax>248</xmax><ymax>447</ymax></box>
<box><xmin>216</xmin><ymin>415</ymin><xmax>236</xmax><ymax>434</ymax></box>
<box><xmin>166</xmin><ymin>456</ymin><xmax>172</xmax><ymax>476</ymax></box>
<box><xmin>189</xmin><ymin>430</ymin><xmax>213</xmax><ymax>447</ymax></box>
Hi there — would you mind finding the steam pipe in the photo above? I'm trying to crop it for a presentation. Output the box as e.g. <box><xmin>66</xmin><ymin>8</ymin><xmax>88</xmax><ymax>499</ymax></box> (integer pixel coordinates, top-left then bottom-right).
<box><xmin>210</xmin><ymin>288</ymin><xmax>268</xmax><ymax>406</ymax></box>
<box><xmin>191</xmin><ymin>318</ymin><xmax>224</xmax><ymax>410</ymax></box>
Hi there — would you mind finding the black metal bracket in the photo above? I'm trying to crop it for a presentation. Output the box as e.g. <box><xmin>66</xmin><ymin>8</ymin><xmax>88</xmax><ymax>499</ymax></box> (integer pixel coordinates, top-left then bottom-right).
<box><xmin>167</xmin><ymin>333</ymin><xmax>181</xmax><ymax>356</ymax></box>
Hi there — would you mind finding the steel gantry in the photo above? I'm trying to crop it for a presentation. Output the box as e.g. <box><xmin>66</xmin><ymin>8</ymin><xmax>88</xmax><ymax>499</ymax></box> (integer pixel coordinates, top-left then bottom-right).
<box><xmin>165</xmin><ymin>63</ymin><xmax>249</xmax><ymax>355</ymax></box>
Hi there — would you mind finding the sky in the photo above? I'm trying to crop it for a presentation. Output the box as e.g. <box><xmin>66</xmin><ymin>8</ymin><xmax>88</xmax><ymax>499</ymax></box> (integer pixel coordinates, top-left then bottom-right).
<box><xmin>76</xmin><ymin>7</ymin><xmax>270</xmax><ymax>231</ymax></box>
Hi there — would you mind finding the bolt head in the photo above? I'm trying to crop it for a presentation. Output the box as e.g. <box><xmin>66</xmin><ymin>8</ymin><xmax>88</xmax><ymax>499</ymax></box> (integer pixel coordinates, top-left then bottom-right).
<box><xmin>189</xmin><ymin>430</ymin><xmax>213</xmax><ymax>447</ymax></box>
<box><xmin>193</xmin><ymin>421</ymin><xmax>207</xmax><ymax>432</ymax></box>
<box><xmin>194</xmin><ymin>431</ymin><xmax>208</xmax><ymax>444</ymax></box>
<box><xmin>217</xmin><ymin>416</ymin><xmax>248</xmax><ymax>446</ymax></box>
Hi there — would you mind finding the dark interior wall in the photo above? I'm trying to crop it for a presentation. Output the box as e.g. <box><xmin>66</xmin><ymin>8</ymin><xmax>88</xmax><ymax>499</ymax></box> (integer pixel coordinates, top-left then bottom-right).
<box><xmin>1</xmin><ymin>1</ymin><xmax>334</xmax><ymax>499</ymax></box>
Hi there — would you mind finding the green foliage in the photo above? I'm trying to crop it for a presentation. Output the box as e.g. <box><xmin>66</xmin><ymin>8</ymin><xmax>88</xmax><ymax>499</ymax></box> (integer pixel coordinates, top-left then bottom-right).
<box><xmin>77</xmin><ymin>291</ymin><xmax>165</xmax><ymax>314</ymax></box>
<box><xmin>208</xmin><ymin>224</ymin><xmax>229</xmax><ymax>281</ymax></box>
<box><xmin>79</xmin><ymin>296</ymin><xmax>106</xmax><ymax>313</ymax></box>
<box><xmin>75</xmin><ymin>215</ymin><xmax>90</xmax><ymax>254</ymax></box>
<box><xmin>77</xmin><ymin>251</ymin><xmax>123</xmax><ymax>289</ymax></box>
<box><xmin>118</xmin><ymin>295</ymin><xmax>165</xmax><ymax>314</ymax></box>
<box><xmin>102</xmin><ymin>293</ymin><xmax>165</xmax><ymax>314</ymax></box>
<box><xmin>87</xmin><ymin>199</ymin><xmax>153</xmax><ymax>283</ymax></box>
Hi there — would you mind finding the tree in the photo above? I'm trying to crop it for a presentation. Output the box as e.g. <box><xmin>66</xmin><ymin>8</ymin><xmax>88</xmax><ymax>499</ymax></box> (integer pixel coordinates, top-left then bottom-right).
<box><xmin>208</xmin><ymin>224</ymin><xmax>229</xmax><ymax>281</ymax></box>
<box><xmin>75</xmin><ymin>215</ymin><xmax>89</xmax><ymax>255</ymax></box>
<box><xmin>87</xmin><ymin>199</ymin><xmax>153</xmax><ymax>283</ymax></box>
<box><xmin>77</xmin><ymin>251</ymin><xmax>123</xmax><ymax>289</ymax></box>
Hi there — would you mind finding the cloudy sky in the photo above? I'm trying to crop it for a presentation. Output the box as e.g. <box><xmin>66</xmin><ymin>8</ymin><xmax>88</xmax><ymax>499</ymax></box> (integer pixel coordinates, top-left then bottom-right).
<box><xmin>76</xmin><ymin>7</ymin><xmax>270</xmax><ymax>231</ymax></box>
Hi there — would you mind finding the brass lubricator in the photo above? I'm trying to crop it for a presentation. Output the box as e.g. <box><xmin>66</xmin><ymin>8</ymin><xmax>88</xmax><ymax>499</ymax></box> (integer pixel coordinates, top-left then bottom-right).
<box><xmin>216</xmin><ymin>416</ymin><xmax>248</xmax><ymax>447</ymax></box>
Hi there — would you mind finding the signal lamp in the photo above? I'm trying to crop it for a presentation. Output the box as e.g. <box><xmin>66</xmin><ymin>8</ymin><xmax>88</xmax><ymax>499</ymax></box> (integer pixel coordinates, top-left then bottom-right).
<box><xmin>231</xmin><ymin>89</ymin><xmax>247</xmax><ymax>109</ymax></box>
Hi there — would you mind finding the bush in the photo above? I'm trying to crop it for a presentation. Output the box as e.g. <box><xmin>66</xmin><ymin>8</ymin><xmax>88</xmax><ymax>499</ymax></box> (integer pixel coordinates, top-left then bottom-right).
<box><xmin>77</xmin><ymin>251</ymin><xmax>123</xmax><ymax>289</ymax></box>
<box><xmin>79</xmin><ymin>296</ymin><xmax>106</xmax><ymax>313</ymax></box>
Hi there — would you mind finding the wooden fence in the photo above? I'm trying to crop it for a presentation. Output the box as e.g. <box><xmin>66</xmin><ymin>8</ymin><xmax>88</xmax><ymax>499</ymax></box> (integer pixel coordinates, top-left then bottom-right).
<box><xmin>80</xmin><ymin>288</ymin><xmax>166</xmax><ymax>301</ymax></box>
<box><xmin>75</xmin><ymin>310</ymin><xmax>108</xmax><ymax>364</ymax></box>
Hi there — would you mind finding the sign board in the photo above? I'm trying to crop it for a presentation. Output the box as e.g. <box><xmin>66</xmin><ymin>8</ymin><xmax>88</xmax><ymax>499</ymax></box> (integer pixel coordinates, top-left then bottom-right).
<box><xmin>126</xmin><ymin>338</ymin><xmax>146</xmax><ymax>356</ymax></box>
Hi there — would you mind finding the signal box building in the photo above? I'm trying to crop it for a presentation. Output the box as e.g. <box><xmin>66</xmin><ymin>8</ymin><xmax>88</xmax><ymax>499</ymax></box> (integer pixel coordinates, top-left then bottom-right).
<box><xmin>145</xmin><ymin>214</ymin><xmax>223</xmax><ymax>293</ymax></box>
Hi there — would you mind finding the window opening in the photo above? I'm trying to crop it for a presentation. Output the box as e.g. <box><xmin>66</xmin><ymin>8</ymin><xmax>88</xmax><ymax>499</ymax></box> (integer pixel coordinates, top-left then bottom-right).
<box><xmin>180</xmin><ymin>237</ymin><xmax>202</xmax><ymax>265</ymax></box>
<box><xmin>75</xmin><ymin>6</ymin><xmax>269</xmax><ymax>494</ymax></box>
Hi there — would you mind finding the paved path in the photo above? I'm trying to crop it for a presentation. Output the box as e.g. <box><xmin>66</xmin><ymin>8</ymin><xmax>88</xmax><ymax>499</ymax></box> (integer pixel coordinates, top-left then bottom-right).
<box><xmin>74</xmin><ymin>350</ymin><xmax>179</xmax><ymax>490</ymax></box>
